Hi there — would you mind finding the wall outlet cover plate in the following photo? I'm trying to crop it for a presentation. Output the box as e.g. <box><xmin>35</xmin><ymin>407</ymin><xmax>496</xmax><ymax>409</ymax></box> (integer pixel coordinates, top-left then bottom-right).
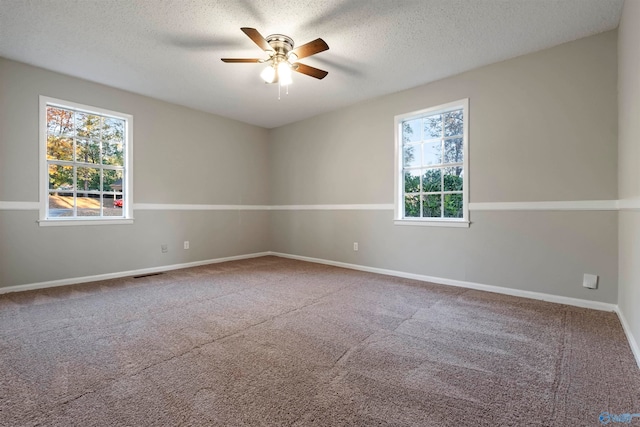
<box><xmin>583</xmin><ymin>274</ymin><xmax>598</xmax><ymax>289</ymax></box>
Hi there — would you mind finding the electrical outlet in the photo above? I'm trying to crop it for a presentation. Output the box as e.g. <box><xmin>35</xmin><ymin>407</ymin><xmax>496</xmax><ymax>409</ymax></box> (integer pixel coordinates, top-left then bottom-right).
<box><xmin>583</xmin><ymin>274</ymin><xmax>598</xmax><ymax>289</ymax></box>
<box><xmin>161</xmin><ymin>244</ymin><xmax>168</xmax><ymax>253</ymax></box>
<box><xmin>184</xmin><ymin>241</ymin><xmax>189</xmax><ymax>250</ymax></box>
<box><xmin>353</xmin><ymin>242</ymin><xmax>358</xmax><ymax>251</ymax></box>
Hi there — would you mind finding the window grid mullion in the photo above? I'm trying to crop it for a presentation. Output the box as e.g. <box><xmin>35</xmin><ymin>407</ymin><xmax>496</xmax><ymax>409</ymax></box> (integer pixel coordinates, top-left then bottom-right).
<box><xmin>72</xmin><ymin>165</ymin><xmax>77</xmax><ymax>217</ymax></box>
<box><xmin>404</xmin><ymin>163</ymin><xmax>462</xmax><ymax>172</ymax></box>
<box><xmin>99</xmin><ymin>118</ymin><xmax>103</xmax><ymax>218</ymax></box>
<box><xmin>100</xmin><ymin>169</ymin><xmax>104</xmax><ymax>217</ymax></box>
<box><xmin>419</xmin><ymin>168</ymin><xmax>424</xmax><ymax>217</ymax></box>
<box><xmin>440</xmin><ymin>118</ymin><xmax>445</xmax><ymax>218</ymax></box>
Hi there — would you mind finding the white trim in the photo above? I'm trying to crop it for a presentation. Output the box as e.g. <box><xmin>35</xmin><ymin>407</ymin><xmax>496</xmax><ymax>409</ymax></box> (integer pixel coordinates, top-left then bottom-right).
<box><xmin>37</xmin><ymin>218</ymin><xmax>134</xmax><ymax>227</ymax></box>
<box><xmin>618</xmin><ymin>198</ymin><xmax>640</xmax><ymax>211</ymax></box>
<box><xmin>0</xmin><ymin>201</ymin><xmax>40</xmax><ymax>210</ymax></box>
<box><xmin>270</xmin><ymin>252</ymin><xmax>617</xmax><ymax>312</ymax></box>
<box><xmin>269</xmin><ymin>204</ymin><xmax>394</xmax><ymax>211</ymax></box>
<box><xmin>394</xmin><ymin>219</ymin><xmax>470</xmax><ymax>228</ymax></box>
<box><xmin>134</xmin><ymin>203</ymin><xmax>394</xmax><ymax>211</ymax></box>
<box><xmin>0</xmin><ymin>200</ymin><xmax>630</xmax><ymax>212</ymax></box>
<box><xmin>39</xmin><ymin>97</ymin><xmax>47</xmax><ymax>218</ymax></box>
<box><xmin>394</xmin><ymin>98</ymin><xmax>470</xmax><ymax>224</ymax></box>
<box><xmin>39</xmin><ymin>95</ymin><xmax>134</xmax><ymax>223</ymax></box>
<box><xmin>469</xmin><ymin>200</ymin><xmax>618</xmax><ymax>211</ymax></box>
<box><xmin>133</xmin><ymin>203</ymin><xmax>270</xmax><ymax>211</ymax></box>
<box><xmin>615</xmin><ymin>306</ymin><xmax>640</xmax><ymax>369</ymax></box>
<box><xmin>0</xmin><ymin>252</ymin><xmax>271</xmax><ymax>295</ymax></box>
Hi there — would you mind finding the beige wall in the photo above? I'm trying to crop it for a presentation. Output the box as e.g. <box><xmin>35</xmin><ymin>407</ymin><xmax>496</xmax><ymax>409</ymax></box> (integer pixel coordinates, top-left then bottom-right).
<box><xmin>269</xmin><ymin>31</ymin><xmax>619</xmax><ymax>303</ymax></box>
<box><xmin>618</xmin><ymin>0</ymin><xmax>640</xmax><ymax>358</ymax></box>
<box><xmin>0</xmin><ymin>29</ymin><xmax>624</xmax><ymax>308</ymax></box>
<box><xmin>0</xmin><ymin>58</ymin><xmax>270</xmax><ymax>287</ymax></box>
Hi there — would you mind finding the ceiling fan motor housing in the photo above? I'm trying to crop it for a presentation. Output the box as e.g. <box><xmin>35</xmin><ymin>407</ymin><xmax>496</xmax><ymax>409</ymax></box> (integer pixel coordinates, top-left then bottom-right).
<box><xmin>266</xmin><ymin>34</ymin><xmax>296</xmax><ymax>64</ymax></box>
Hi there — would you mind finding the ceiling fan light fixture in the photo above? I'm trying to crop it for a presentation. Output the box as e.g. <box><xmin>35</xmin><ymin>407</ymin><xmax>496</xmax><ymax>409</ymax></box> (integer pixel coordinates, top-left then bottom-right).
<box><xmin>221</xmin><ymin>28</ymin><xmax>329</xmax><ymax>95</ymax></box>
<box><xmin>260</xmin><ymin>65</ymin><xmax>276</xmax><ymax>83</ymax></box>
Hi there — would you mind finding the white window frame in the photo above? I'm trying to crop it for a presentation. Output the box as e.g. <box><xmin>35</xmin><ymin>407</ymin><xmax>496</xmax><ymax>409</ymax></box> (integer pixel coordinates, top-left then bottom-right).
<box><xmin>394</xmin><ymin>98</ymin><xmax>469</xmax><ymax>227</ymax></box>
<box><xmin>39</xmin><ymin>96</ymin><xmax>134</xmax><ymax>226</ymax></box>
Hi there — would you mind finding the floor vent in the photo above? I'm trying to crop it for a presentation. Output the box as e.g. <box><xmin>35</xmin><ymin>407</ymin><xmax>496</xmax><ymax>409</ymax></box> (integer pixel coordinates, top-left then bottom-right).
<box><xmin>133</xmin><ymin>272</ymin><xmax>164</xmax><ymax>279</ymax></box>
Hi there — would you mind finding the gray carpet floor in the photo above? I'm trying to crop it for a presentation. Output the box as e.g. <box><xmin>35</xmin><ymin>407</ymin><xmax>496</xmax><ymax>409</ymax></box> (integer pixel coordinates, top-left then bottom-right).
<box><xmin>1</xmin><ymin>256</ymin><xmax>639</xmax><ymax>426</ymax></box>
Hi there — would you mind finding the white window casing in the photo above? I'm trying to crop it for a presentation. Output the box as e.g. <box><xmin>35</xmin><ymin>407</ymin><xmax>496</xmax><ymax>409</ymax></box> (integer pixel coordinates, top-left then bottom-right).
<box><xmin>39</xmin><ymin>96</ymin><xmax>133</xmax><ymax>226</ymax></box>
<box><xmin>394</xmin><ymin>98</ymin><xmax>469</xmax><ymax>227</ymax></box>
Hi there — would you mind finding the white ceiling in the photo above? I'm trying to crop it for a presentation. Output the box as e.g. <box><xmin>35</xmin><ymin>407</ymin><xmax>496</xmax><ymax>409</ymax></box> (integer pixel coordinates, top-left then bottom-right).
<box><xmin>0</xmin><ymin>0</ymin><xmax>624</xmax><ymax>129</ymax></box>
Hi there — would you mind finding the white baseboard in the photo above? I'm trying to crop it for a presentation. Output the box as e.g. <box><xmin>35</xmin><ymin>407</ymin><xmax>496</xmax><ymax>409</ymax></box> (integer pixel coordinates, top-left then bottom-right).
<box><xmin>615</xmin><ymin>306</ymin><xmax>640</xmax><ymax>369</ymax></box>
<box><xmin>269</xmin><ymin>252</ymin><xmax>617</xmax><ymax>312</ymax></box>
<box><xmin>2</xmin><ymin>250</ymin><xmax>637</xmax><ymax>369</ymax></box>
<box><xmin>0</xmin><ymin>249</ymin><xmax>619</xmax><ymax>312</ymax></box>
<box><xmin>0</xmin><ymin>252</ymin><xmax>271</xmax><ymax>295</ymax></box>
<box><xmin>275</xmin><ymin>251</ymin><xmax>635</xmax><ymax>369</ymax></box>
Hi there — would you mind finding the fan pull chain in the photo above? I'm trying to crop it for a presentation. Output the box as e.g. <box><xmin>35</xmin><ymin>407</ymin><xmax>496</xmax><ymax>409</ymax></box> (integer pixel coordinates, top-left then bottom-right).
<box><xmin>277</xmin><ymin>84</ymin><xmax>290</xmax><ymax>100</ymax></box>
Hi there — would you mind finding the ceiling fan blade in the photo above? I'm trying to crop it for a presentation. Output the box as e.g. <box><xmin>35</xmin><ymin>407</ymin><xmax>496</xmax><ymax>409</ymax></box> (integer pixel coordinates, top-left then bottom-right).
<box><xmin>293</xmin><ymin>63</ymin><xmax>328</xmax><ymax>80</ymax></box>
<box><xmin>221</xmin><ymin>58</ymin><xmax>262</xmax><ymax>63</ymax></box>
<box><xmin>240</xmin><ymin>27</ymin><xmax>273</xmax><ymax>52</ymax></box>
<box><xmin>291</xmin><ymin>38</ymin><xmax>329</xmax><ymax>60</ymax></box>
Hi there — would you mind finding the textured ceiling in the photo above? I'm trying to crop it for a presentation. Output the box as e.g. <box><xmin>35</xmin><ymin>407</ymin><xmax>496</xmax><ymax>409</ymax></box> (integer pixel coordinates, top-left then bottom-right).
<box><xmin>0</xmin><ymin>0</ymin><xmax>624</xmax><ymax>128</ymax></box>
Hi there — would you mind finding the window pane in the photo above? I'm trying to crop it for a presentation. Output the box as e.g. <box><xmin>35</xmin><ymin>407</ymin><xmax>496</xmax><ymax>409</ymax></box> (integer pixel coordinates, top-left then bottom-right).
<box><xmin>44</xmin><ymin>101</ymin><xmax>130</xmax><ymax>222</ymax></box>
<box><xmin>444</xmin><ymin>138</ymin><xmax>463</xmax><ymax>164</ymax></box>
<box><xmin>48</xmin><ymin>164</ymin><xmax>73</xmax><ymax>190</ymax></box>
<box><xmin>105</xmin><ymin>195</ymin><xmax>124</xmax><ymax>216</ymax></box>
<box><xmin>77</xmin><ymin>167</ymin><xmax>100</xmax><ymax>192</ymax></box>
<box><xmin>102</xmin><ymin>141</ymin><xmax>124</xmax><ymax>166</ymax></box>
<box><xmin>404</xmin><ymin>170</ymin><xmax>420</xmax><ymax>193</ymax></box>
<box><xmin>422</xmin><ymin>169</ymin><xmax>441</xmax><ymax>192</ymax></box>
<box><xmin>103</xmin><ymin>169</ymin><xmax>123</xmax><ymax>193</ymax></box>
<box><xmin>423</xmin><ymin>114</ymin><xmax>442</xmax><ymax>139</ymax></box>
<box><xmin>76</xmin><ymin>139</ymin><xmax>100</xmax><ymax>164</ymax></box>
<box><xmin>444</xmin><ymin>109</ymin><xmax>463</xmax><ymax>137</ymax></box>
<box><xmin>444</xmin><ymin>193</ymin><xmax>463</xmax><ymax>218</ymax></box>
<box><xmin>47</xmin><ymin>136</ymin><xmax>73</xmax><ymax>161</ymax></box>
<box><xmin>443</xmin><ymin>167</ymin><xmax>463</xmax><ymax>191</ymax></box>
<box><xmin>403</xmin><ymin>144</ymin><xmax>420</xmax><ymax>168</ymax></box>
<box><xmin>422</xmin><ymin>140</ymin><xmax>442</xmax><ymax>166</ymax></box>
<box><xmin>48</xmin><ymin>193</ymin><xmax>73</xmax><ymax>217</ymax></box>
<box><xmin>422</xmin><ymin>194</ymin><xmax>441</xmax><ymax>218</ymax></box>
<box><xmin>75</xmin><ymin>112</ymin><xmax>102</xmax><ymax>139</ymax></box>
<box><xmin>402</xmin><ymin>119</ymin><xmax>421</xmax><ymax>143</ymax></box>
<box><xmin>103</xmin><ymin>118</ymin><xmax>124</xmax><ymax>144</ymax></box>
<box><xmin>47</xmin><ymin>107</ymin><xmax>74</xmax><ymax>137</ymax></box>
<box><xmin>77</xmin><ymin>196</ymin><xmax>100</xmax><ymax>216</ymax></box>
<box><xmin>404</xmin><ymin>195</ymin><xmax>420</xmax><ymax>218</ymax></box>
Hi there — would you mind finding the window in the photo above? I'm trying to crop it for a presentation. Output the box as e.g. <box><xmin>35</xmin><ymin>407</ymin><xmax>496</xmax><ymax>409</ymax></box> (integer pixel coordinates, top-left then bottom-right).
<box><xmin>39</xmin><ymin>96</ymin><xmax>133</xmax><ymax>225</ymax></box>
<box><xmin>394</xmin><ymin>99</ymin><xmax>469</xmax><ymax>227</ymax></box>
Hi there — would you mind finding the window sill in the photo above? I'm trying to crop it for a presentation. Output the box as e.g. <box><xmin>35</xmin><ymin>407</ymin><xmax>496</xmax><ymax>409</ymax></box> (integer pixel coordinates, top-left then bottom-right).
<box><xmin>394</xmin><ymin>219</ymin><xmax>470</xmax><ymax>228</ymax></box>
<box><xmin>38</xmin><ymin>218</ymin><xmax>134</xmax><ymax>227</ymax></box>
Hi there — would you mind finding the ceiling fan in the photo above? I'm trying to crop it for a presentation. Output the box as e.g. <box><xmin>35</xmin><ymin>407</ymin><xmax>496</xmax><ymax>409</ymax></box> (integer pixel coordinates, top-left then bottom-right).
<box><xmin>221</xmin><ymin>28</ymin><xmax>329</xmax><ymax>86</ymax></box>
